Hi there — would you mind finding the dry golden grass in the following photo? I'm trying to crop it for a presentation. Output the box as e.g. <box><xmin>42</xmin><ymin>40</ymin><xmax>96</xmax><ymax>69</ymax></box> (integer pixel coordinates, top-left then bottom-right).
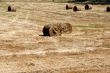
<box><xmin>0</xmin><ymin>2</ymin><xmax>109</xmax><ymax>73</ymax></box>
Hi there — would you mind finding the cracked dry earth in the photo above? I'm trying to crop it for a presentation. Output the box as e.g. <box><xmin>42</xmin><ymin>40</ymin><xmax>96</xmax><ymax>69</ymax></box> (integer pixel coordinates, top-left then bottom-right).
<box><xmin>0</xmin><ymin>2</ymin><xmax>110</xmax><ymax>73</ymax></box>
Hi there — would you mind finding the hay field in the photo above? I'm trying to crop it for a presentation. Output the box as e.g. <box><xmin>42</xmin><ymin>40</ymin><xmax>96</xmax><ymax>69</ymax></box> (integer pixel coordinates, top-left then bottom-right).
<box><xmin>0</xmin><ymin>2</ymin><xmax>110</xmax><ymax>73</ymax></box>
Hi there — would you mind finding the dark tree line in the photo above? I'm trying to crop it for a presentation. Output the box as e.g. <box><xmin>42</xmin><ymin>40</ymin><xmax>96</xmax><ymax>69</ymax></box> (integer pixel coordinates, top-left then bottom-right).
<box><xmin>68</xmin><ymin>0</ymin><xmax>110</xmax><ymax>2</ymax></box>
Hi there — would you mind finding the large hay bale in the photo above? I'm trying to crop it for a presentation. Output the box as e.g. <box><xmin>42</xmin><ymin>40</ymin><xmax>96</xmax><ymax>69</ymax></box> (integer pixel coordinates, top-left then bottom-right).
<box><xmin>66</xmin><ymin>5</ymin><xmax>73</xmax><ymax>10</ymax></box>
<box><xmin>85</xmin><ymin>4</ymin><xmax>92</xmax><ymax>10</ymax></box>
<box><xmin>73</xmin><ymin>6</ymin><xmax>81</xmax><ymax>11</ymax></box>
<box><xmin>106</xmin><ymin>6</ymin><xmax>110</xmax><ymax>12</ymax></box>
<box><xmin>8</xmin><ymin>6</ymin><xmax>16</xmax><ymax>12</ymax></box>
<box><xmin>43</xmin><ymin>23</ymin><xmax>72</xmax><ymax>36</ymax></box>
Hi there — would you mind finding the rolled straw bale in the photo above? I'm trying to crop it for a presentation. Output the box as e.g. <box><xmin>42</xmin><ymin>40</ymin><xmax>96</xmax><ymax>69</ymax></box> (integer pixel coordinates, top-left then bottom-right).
<box><xmin>8</xmin><ymin>6</ymin><xmax>16</xmax><ymax>12</ymax></box>
<box><xmin>43</xmin><ymin>23</ymin><xmax>72</xmax><ymax>36</ymax></box>
<box><xmin>85</xmin><ymin>4</ymin><xmax>92</xmax><ymax>10</ymax></box>
<box><xmin>73</xmin><ymin>6</ymin><xmax>81</xmax><ymax>11</ymax></box>
<box><xmin>106</xmin><ymin>6</ymin><xmax>110</xmax><ymax>12</ymax></box>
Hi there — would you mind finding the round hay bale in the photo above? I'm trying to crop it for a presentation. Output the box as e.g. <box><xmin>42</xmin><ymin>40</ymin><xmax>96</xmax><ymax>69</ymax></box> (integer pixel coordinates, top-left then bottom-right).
<box><xmin>73</xmin><ymin>6</ymin><xmax>78</xmax><ymax>11</ymax></box>
<box><xmin>43</xmin><ymin>24</ymin><xmax>61</xmax><ymax>36</ymax></box>
<box><xmin>85</xmin><ymin>4</ymin><xmax>89</xmax><ymax>10</ymax></box>
<box><xmin>66</xmin><ymin>5</ymin><xmax>69</xmax><ymax>10</ymax></box>
<box><xmin>85</xmin><ymin>4</ymin><xmax>92</xmax><ymax>10</ymax></box>
<box><xmin>73</xmin><ymin>6</ymin><xmax>81</xmax><ymax>11</ymax></box>
<box><xmin>66</xmin><ymin>5</ymin><xmax>73</xmax><ymax>10</ymax></box>
<box><xmin>8</xmin><ymin>6</ymin><xmax>16</xmax><ymax>12</ymax></box>
<box><xmin>43</xmin><ymin>23</ymin><xmax>72</xmax><ymax>36</ymax></box>
<box><xmin>8</xmin><ymin>6</ymin><xmax>11</xmax><ymax>11</ymax></box>
<box><xmin>60</xmin><ymin>23</ymin><xmax>72</xmax><ymax>34</ymax></box>
<box><xmin>106</xmin><ymin>6</ymin><xmax>110</xmax><ymax>12</ymax></box>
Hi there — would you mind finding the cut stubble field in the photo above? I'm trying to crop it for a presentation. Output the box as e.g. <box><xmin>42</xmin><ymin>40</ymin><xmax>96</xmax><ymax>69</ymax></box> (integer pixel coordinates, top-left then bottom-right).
<box><xmin>0</xmin><ymin>2</ymin><xmax>110</xmax><ymax>73</ymax></box>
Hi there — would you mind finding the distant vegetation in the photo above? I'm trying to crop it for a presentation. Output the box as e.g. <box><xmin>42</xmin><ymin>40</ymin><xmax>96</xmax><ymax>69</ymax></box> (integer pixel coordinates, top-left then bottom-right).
<box><xmin>0</xmin><ymin>0</ymin><xmax>110</xmax><ymax>3</ymax></box>
<box><xmin>68</xmin><ymin>0</ymin><xmax>110</xmax><ymax>2</ymax></box>
<box><xmin>53</xmin><ymin>0</ymin><xmax>110</xmax><ymax>3</ymax></box>
<box><xmin>52</xmin><ymin>0</ymin><xmax>110</xmax><ymax>3</ymax></box>
<box><xmin>67</xmin><ymin>0</ymin><xmax>110</xmax><ymax>4</ymax></box>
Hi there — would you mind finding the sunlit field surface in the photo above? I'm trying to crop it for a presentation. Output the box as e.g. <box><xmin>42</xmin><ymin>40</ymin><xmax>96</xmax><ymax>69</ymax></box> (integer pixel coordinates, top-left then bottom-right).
<box><xmin>0</xmin><ymin>2</ymin><xmax>110</xmax><ymax>73</ymax></box>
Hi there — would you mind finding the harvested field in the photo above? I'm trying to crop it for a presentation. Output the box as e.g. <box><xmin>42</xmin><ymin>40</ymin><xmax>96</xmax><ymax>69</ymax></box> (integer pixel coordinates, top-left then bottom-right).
<box><xmin>0</xmin><ymin>2</ymin><xmax>110</xmax><ymax>73</ymax></box>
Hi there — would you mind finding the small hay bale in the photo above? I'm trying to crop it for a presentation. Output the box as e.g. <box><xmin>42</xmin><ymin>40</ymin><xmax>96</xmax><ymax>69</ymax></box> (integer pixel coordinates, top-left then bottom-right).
<box><xmin>66</xmin><ymin>5</ymin><xmax>68</xmax><ymax>10</ymax></box>
<box><xmin>106</xmin><ymin>6</ymin><xmax>110</xmax><ymax>12</ymax></box>
<box><xmin>73</xmin><ymin>6</ymin><xmax>81</xmax><ymax>11</ymax></box>
<box><xmin>73</xmin><ymin>6</ymin><xmax>77</xmax><ymax>11</ymax></box>
<box><xmin>8</xmin><ymin>6</ymin><xmax>16</xmax><ymax>12</ymax></box>
<box><xmin>85</xmin><ymin>4</ymin><xmax>92</xmax><ymax>10</ymax></box>
<box><xmin>43</xmin><ymin>23</ymin><xmax>72</xmax><ymax>36</ymax></box>
<box><xmin>66</xmin><ymin>5</ymin><xmax>73</xmax><ymax>10</ymax></box>
<box><xmin>8</xmin><ymin>6</ymin><xmax>11</xmax><ymax>11</ymax></box>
